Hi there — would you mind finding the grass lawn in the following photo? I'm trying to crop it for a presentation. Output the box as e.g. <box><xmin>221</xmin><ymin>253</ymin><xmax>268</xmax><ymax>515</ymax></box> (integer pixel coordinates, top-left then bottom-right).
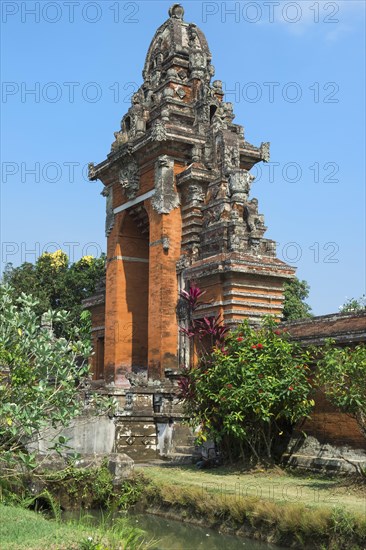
<box><xmin>0</xmin><ymin>504</ymin><xmax>146</xmax><ymax>550</ymax></box>
<box><xmin>0</xmin><ymin>505</ymin><xmax>92</xmax><ymax>549</ymax></box>
<box><xmin>137</xmin><ymin>464</ymin><xmax>366</xmax><ymax>515</ymax></box>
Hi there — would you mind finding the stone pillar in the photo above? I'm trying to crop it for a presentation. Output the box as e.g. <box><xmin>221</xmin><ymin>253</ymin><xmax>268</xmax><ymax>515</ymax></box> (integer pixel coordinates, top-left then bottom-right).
<box><xmin>104</xmin><ymin>210</ymin><xmax>149</xmax><ymax>387</ymax></box>
<box><xmin>145</xmin><ymin>190</ymin><xmax>182</xmax><ymax>380</ymax></box>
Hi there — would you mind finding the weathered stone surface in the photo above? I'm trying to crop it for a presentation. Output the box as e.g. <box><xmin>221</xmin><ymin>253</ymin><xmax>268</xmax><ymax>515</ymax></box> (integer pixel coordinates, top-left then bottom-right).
<box><xmin>283</xmin><ymin>436</ymin><xmax>366</xmax><ymax>474</ymax></box>
<box><xmin>107</xmin><ymin>453</ymin><xmax>134</xmax><ymax>482</ymax></box>
<box><xmin>27</xmin><ymin>414</ymin><xmax>116</xmax><ymax>456</ymax></box>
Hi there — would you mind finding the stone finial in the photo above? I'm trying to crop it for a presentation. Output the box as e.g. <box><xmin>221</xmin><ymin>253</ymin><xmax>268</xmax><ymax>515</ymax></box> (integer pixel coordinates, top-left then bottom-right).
<box><xmin>260</xmin><ymin>142</ymin><xmax>270</xmax><ymax>162</ymax></box>
<box><xmin>169</xmin><ymin>3</ymin><xmax>184</xmax><ymax>20</ymax></box>
<box><xmin>88</xmin><ymin>162</ymin><xmax>96</xmax><ymax>180</ymax></box>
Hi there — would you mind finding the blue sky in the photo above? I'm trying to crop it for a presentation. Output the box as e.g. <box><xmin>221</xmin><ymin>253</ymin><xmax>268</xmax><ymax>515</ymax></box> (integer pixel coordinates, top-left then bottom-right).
<box><xmin>1</xmin><ymin>0</ymin><xmax>365</xmax><ymax>315</ymax></box>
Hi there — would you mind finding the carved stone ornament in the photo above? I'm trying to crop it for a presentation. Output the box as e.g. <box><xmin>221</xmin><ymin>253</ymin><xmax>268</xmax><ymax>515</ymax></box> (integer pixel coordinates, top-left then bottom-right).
<box><xmin>249</xmin><ymin>237</ymin><xmax>261</xmax><ymax>255</ymax></box>
<box><xmin>169</xmin><ymin>3</ymin><xmax>184</xmax><ymax>19</ymax></box>
<box><xmin>211</xmin><ymin>105</ymin><xmax>228</xmax><ymax>132</ymax></box>
<box><xmin>176</xmin><ymin>254</ymin><xmax>191</xmax><ymax>272</ymax></box>
<box><xmin>152</xmin><ymin>155</ymin><xmax>180</xmax><ymax>214</ymax></box>
<box><xmin>88</xmin><ymin>162</ymin><xmax>96</xmax><ymax>179</ymax></box>
<box><xmin>176</xmin><ymin>87</ymin><xmax>186</xmax><ymax>99</ymax></box>
<box><xmin>229</xmin><ymin>170</ymin><xmax>254</xmax><ymax>201</ymax></box>
<box><xmin>223</xmin><ymin>145</ymin><xmax>240</xmax><ymax>174</ymax></box>
<box><xmin>151</xmin><ymin>121</ymin><xmax>167</xmax><ymax>142</ymax></box>
<box><xmin>118</xmin><ymin>159</ymin><xmax>139</xmax><ymax>200</ymax></box>
<box><xmin>187</xmin><ymin>184</ymin><xmax>205</xmax><ymax>203</ymax></box>
<box><xmin>190</xmin><ymin>51</ymin><xmax>206</xmax><ymax>69</ymax></box>
<box><xmin>244</xmin><ymin>198</ymin><xmax>265</xmax><ymax>234</ymax></box>
<box><xmin>260</xmin><ymin>141</ymin><xmax>270</xmax><ymax>162</ymax></box>
<box><xmin>102</xmin><ymin>186</ymin><xmax>115</xmax><ymax>236</ymax></box>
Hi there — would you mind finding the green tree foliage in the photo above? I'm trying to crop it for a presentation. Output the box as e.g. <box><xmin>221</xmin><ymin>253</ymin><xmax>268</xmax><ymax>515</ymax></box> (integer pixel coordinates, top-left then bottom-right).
<box><xmin>339</xmin><ymin>295</ymin><xmax>366</xmax><ymax>313</ymax></box>
<box><xmin>2</xmin><ymin>251</ymin><xmax>105</xmax><ymax>338</ymax></box>
<box><xmin>282</xmin><ymin>277</ymin><xmax>312</xmax><ymax>321</ymax></box>
<box><xmin>178</xmin><ymin>288</ymin><xmax>315</xmax><ymax>463</ymax></box>
<box><xmin>316</xmin><ymin>342</ymin><xmax>366</xmax><ymax>440</ymax></box>
<box><xmin>0</xmin><ymin>285</ymin><xmax>95</xmax><ymax>470</ymax></box>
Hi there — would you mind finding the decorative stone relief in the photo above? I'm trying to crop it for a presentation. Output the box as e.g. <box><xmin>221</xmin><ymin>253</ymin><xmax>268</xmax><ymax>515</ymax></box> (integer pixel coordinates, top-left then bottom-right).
<box><xmin>223</xmin><ymin>144</ymin><xmax>240</xmax><ymax>175</ymax></box>
<box><xmin>212</xmin><ymin>79</ymin><xmax>222</xmax><ymax>91</ymax></box>
<box><xmin>212</xmin><ymin>180</ymin><xmax>230</xmax><ymax>200</ymax></box>
<box><xmin>260</xmin><ymin>141</ymin><xmax>270</xmax><ymax>162</ymax></box>
<box><xmin>169</xmin><ymin>3</ymin><xmax>184</xmax><ymax>19</ymax></box>
<box><xmin>88</xmin><ymin>162</ymin><xmax>96</xmax><ymax>179</ymax></box>
<box><xmin>163</xmin><ymin>87</ymin><xmax>174</xmax><ymax>98</ymax></box>
<box><xmin>243</xmin><ymin>198</ymin><xmax>265</xmax><ymax>234</ymax></box>
<box><xmin>102</xmin><ymin>186</ymin><xmax>115</xmax><ymax>236</ymax></box>
<box><xmin>151</xmin><ymin>121</ymin><xmax>167</xmax><ymax>141</ymax></box>
<box><xmin>189</xmin><ymin>51</ymin><xmax>207</xmax><ymax>79</ymax></box>
<box><xmin>266</xmin><ymin>240</ymin><xmax>277</xmax><ymax>256</ymax></box>
<box><xmin>111</xmin><ymin>131</ymin><xmax>128</xmax><ymax>151</ymax></box>
<box><xmin>211</xmin><ymin>106</ymin><xmax>228</xmax><ymax>132</ymax></box>
<box><xmin>187</xmin><ymin>183</ymin><xmax>205</xmax><ymax>203</ymax></box>
<box><xmin>176</xmin><ymin>87</ymin><xmax>186</xmax><ymax>99</ymax></box>
<box><xmin>203</xmin><ymin>203</ymin><xmax>229</xmax><ymax>227</ymax></box>
<box><xmin>152</xmin><ymin>155</ymin><xmax>180</xmax><ymax>214</ymax></box>
<box><xmin>188</xmin><ymin>26</ymin><xmax>201</xmax><ymax>49</ymax></box>
<box><xmin>176</xmin><ymin>254</ymin><xmax>191</xmax><ymax>272</ymax></box>
<box><xmin>228</xmin><ymin>170</ymin><xmax>254</xmax><ymax>202</ymax></box>
<box><xmin>162</xmin><ymin>237</ymin><xmax>170</xmax><ymax>251</ymax></box>
<box><xmin>167</xmin><ymin>68</ymin><xmax>178</xmax><ymax>79</ymax></box>
<box><xmin>208</xmin><ymin>64</ymin><xmax>216</xmax><ymax>81</ymax></box>
<box><xmin>118</xmin><ymin>159</ymin><xmax>139</xmax><ymax>200</ymax></box>
<box><xmin>249</xmin><ymin>237</ymin><xmax>261</xmax><ymax>255</ymax></box>
<box><xmin>178</xmin><ymin>69</ymin><xmax>187</xmax><ymax>80</ymax></box>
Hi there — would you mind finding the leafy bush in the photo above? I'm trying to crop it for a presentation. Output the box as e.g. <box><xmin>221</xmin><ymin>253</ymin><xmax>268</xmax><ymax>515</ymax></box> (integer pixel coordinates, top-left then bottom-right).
<box><xmin>0</xmin><ymin>285</ymin><xmax>113</xmax><ymax>473</ymax></box>
<box><xmin>316</xmin><ymin>341</ymin><xmax>366</xmax><ymax>441</ymax></box>
<box><xmin>178</xmin><ymin>286</ymin><xmax>315</xmax><ymax>463</ymax></box>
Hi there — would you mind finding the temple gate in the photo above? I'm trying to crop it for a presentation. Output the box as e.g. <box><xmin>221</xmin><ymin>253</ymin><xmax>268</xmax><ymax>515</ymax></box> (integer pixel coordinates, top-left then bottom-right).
<box><xmin>86</xmin><ymin>4</ymin><xmax>295</xmax><ymax>460</ymax></box>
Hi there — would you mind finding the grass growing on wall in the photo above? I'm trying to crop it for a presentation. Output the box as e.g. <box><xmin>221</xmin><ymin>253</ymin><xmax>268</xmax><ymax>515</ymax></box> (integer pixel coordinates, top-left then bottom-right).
<box><xmin>144</xmin><ymin>482</ymin><xmax>366</xmax><ymax>549</ymax></box>
<box><xmin>139</xmin><ymin>465</ymin><xmax>366</xmax><ymax>549</ymax></box>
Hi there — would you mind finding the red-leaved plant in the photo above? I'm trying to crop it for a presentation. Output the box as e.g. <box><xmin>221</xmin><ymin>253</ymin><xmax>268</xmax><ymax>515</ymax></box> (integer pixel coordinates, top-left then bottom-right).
<box><xmin>178</xmin><ymin>284</ymin><xmax>228</xmax><ymax>399</ymax></box>
<box><xmin>177</xmin><ymin>285</ymin><xmax>315</xmax><ymax>464</ymax></box>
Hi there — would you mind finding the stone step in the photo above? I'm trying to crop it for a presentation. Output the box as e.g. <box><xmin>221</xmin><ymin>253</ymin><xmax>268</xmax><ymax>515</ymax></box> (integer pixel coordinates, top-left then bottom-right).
<box><xmin>168</xmin><ymin>453</ymin><xmax>195</xmax><ymax>465</ymax></box>
<box><xmin>174</xmin><ymin>445</ymin><xmax>198</xmax><ymax>455</ymax></box>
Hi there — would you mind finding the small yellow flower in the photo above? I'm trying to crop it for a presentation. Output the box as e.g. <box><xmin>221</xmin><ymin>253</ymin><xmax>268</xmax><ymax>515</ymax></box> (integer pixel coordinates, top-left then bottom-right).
<box><xmin>78</xmin><ymin>255</ymin><xmax>95</xmax><ymax>266</ymax></box>
<box><xmin>40</xmin><ymin>250</ymin><xmax>68</xmax><ymax>269</ymax></box>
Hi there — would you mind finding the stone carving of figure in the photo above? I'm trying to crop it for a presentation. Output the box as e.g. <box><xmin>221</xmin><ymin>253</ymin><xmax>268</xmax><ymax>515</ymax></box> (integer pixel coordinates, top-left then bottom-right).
<box><xmin>213</xmin><ymin>180</ymin><xmax>230</xmax><ymax>200</ymax></box>
<box><xmin>243</xmin><ymin>198</ymin><xmax>264</xmax><ymax>233</ymax></box>
<box><xmin>211</xmin><ymin>105</ymin><xmax>228</xmax><ymax>132</ymax></box>
<box><xmin>228</xmin><ymin>170</ymin><xmax>254</xmax><ymax>202</ymax></box>
<box><xmin>223</xmin><ymin>145</ymin><xmax>240</xmax><ymax>175</ymax></box>
<box><xmin>119</xmin><ymin>160</ymin><xmax>139</xmax><ymax>200</ymax></box>
<box><xmin>187</xmin><ymin>184</ymin><xmax>204</xmax><ymax>203</ymax></box>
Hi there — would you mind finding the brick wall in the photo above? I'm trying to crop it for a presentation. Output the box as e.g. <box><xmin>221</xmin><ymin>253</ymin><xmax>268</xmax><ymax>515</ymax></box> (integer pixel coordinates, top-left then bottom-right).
<box><xmin>299</xmin><ymin>389</ymin><xmax>366</xmax><ymax>449</ymax></box>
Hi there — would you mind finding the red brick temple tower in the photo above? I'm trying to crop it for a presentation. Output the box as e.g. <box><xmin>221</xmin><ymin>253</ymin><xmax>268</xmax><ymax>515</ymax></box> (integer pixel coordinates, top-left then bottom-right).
<box><xmin>87</xmin><ymin>3</ymin><xmax>295</xmax><ymax>394</ymax></box>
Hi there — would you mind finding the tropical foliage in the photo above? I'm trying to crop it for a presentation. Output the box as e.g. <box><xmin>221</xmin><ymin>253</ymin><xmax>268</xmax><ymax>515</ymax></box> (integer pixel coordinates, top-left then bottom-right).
<box><xmin>2</xmin><ymin>251</ymin><xmax>105</xmax><ymax>338</ymax></box>
<box><xmin>178</xmin><ymin>286</ymin><xmax>315</xmax><ymax>462</ymax></box>
<box><xmin>282</xmin><ymin>277</ymin><xmax>312</xmax><ymax>321</ymax></box>
<box><xmin>0</xmin><ymin>285</ymin><xmax>110</xmax><ymax>472</ymax></box>
<box><xmin>316</xmin><ymin>341</ymin><xmax>366</xmax><ymax>439</ymax></box>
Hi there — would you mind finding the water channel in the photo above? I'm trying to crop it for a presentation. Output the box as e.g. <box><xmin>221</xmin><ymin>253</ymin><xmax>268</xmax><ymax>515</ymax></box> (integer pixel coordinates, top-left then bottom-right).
<box><xmin>131</xmin><ymin>513</ymin><xmax>287</xmax><ymax>549</ymax></box>
<box><xmin>64</xmin><ymin>510</ymin><xmax>286</xmax><ymax>549</ymax></box>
